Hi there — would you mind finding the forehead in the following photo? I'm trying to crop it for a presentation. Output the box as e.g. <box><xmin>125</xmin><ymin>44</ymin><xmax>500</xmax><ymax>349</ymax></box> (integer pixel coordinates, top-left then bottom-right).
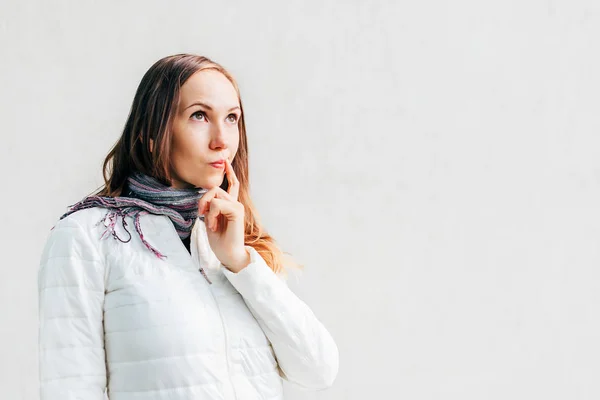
<box><xmin>179</xmin><ymin>69</ymin><xmax>239</xmax><ymax>109</ymax></box>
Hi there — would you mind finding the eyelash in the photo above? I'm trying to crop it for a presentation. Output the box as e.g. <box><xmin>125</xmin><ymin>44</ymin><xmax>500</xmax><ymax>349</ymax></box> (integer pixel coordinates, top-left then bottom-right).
<box><xmin>191</xmin><ymin>111</ymin><xmax>239</xmax><ymax>123</ymax></box>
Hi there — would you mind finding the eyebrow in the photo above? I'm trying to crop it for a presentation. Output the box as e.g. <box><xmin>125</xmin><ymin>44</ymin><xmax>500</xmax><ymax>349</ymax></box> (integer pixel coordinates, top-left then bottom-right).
<box><xmin>185</xmin><ymin>101</ymin><xmax>241</xmax><ymax>112</ymax></box>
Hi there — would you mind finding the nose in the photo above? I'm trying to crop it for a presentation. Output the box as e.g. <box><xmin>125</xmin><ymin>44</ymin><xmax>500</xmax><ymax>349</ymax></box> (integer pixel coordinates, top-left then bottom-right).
<box><xmin>209</xmin><ymin>123</ymin><xmax>228</xmax><ymax>151</ymax></box>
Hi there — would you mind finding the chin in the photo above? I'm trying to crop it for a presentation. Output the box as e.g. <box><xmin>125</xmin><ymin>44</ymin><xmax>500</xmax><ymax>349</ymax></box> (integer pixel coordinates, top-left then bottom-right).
<box><xmin>179</xmin><ymin>167</ymin><xmax>225</xmax><ymax>190</ymax></box>
<box><xmin>192</xmin><ymin>176</ymin><xmax>224</xmax><ymax>190</ymax></box>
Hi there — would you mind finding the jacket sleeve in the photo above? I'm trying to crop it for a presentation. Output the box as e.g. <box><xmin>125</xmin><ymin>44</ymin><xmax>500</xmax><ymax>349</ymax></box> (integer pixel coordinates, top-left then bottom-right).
<box><xmin>221</xmin><ymin>245</ymin><xmax>339</xmax><ymax>391</ymax></box>
<box><xmin>38</xmin><ymin>216</ymin><xmax>108</xmax><ymax>400</ymax></box>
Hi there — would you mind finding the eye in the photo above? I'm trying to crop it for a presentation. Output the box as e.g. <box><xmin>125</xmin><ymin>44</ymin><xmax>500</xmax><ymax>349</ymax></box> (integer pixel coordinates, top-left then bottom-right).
<box><xmin>227</xmin><ymin>113</ymin><xmax>239</xmax><ymax>123</ymax></box>
<box><xmin>191</xmin><ymin>111</ymin><xmax>206</xmax><ymax>121</ymax></box>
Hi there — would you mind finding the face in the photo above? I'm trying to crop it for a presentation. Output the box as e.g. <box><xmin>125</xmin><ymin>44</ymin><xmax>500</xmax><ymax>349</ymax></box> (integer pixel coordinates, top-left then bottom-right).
<box><xmin>152</xmin><ymin>69</ymin><xmax>242</xmax><ymax>189</ymax></box>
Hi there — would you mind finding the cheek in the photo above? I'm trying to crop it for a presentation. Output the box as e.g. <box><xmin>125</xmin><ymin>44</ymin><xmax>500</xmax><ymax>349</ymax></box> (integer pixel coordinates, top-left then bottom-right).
<box><xmin>173</xmin><ymin>143</ymin><xmax>205</xmax><ymax>167</ymax></box>
<box><xmin>170</xmin><ymin>135</ymin><xmax>198</xmax><ymax>168</ymax></box>
<box><xmin>173</xmin><ymin>126</ymin><xmax>207</xmax><ymax>155</ymax></box>
<box><xmin>230</xmin><ymin>131</ymin><xmax>241</xmax><ymax>151</ymax></box>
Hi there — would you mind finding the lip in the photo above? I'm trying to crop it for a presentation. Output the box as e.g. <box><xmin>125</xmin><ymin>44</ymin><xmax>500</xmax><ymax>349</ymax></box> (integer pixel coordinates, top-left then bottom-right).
<box><xmin>209</xmin><ymin>160</ymin><xmax>225</xmax><ymax>169</ymax></box>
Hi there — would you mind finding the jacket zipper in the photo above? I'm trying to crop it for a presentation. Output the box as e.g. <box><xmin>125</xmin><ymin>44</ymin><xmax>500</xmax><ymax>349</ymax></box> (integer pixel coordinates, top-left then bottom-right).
<box><xmin>199</xmin><ymin>267</ymin><xmax>212</xmax><ymax>284</ymax></box>
<box><xmin>207</xmin><ymin>283</ymin><xmax>238</xmax><ymax>399</ymax></box>
<box><xmin>175</xmin><ymin>217</ymin><xmax>235</xmax><ymax>397</ymax></box>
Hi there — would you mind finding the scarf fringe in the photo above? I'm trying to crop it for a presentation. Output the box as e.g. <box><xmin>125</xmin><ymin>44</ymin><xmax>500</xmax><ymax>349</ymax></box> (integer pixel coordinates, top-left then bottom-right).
<box><xmin>54</xmin><ymin>171</ymin><xmax>208</xmax><ymax>261</ymax></box>
<box><xmin>93</xmin><ymin>209</ymin><xmax>167</xmax><ymax>260</ymax></box>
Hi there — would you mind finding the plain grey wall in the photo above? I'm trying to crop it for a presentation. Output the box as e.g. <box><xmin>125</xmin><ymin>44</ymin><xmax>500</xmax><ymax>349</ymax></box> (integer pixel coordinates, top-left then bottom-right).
<box><xmin>1</xmin><ymin>1</ymin><xmax>599</xmax><ymax>399</ymax></box>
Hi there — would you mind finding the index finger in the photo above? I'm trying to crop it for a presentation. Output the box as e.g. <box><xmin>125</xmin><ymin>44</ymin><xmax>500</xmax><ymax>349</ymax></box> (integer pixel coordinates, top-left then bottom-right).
<box><xmin>225</xmin><ymin>157</ymin><xmax>240</xmax><ymax>200</ymax></box>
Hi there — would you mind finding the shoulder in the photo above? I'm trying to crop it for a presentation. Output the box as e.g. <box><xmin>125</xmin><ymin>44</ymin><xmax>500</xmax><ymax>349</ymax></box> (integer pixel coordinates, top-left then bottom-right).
<box><xmin>42</xmin><ymin>207</ymin><xmax>111</xmax><ymax>261</ymax></box>
<box><xmin>52</xmin><ymin>206</ymin><xmax>109</xmax><ymax>233</ymax></box>
<box><xmin>39</xmin><ymin>207</ymin><xmax>108</xmax><ymax>289</ymax></box>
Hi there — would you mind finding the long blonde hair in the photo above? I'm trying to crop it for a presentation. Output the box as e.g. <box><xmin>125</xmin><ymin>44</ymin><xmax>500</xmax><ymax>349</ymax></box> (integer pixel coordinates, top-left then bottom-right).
<box><xmin>88</xmin><ymin>54</ymin><xmax>302</xmax><ymax>277</ymax></box>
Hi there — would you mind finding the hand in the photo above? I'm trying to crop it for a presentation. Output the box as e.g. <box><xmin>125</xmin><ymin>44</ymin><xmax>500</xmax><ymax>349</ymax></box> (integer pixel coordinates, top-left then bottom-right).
<box><xmin>198</xmin><ymin>157</ymin><xmax>250</xmax><ymax>273</ymax></box>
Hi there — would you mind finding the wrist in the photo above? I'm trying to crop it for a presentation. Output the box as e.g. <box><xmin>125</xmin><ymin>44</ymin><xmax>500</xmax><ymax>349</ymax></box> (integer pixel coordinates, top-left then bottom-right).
<box><xmin>224</xmin><ymin>247</ymin><xmax>251</xmax><ymax>273</ymax></box>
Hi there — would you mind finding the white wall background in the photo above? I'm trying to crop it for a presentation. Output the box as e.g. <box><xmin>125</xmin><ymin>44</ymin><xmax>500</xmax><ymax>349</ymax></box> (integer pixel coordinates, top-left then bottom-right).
<box><xmin>1</xmin><ymin>0</ymin><xmax>598</xmax><ymax>399</ymax></box>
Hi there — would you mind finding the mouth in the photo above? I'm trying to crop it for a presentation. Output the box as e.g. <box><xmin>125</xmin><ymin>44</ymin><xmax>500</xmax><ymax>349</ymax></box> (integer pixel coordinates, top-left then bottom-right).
<box><xmin>209</xmin><ymin>160</ymin><xmax>225</xmax><ymax>169</ymax></box>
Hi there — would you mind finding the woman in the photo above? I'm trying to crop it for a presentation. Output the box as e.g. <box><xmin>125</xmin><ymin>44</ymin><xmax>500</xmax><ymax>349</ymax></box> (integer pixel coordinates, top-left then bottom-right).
<box><xmin>37</xmin><ymin>54</ymin><xmax>339</xmax><ymax>400</ymax></box>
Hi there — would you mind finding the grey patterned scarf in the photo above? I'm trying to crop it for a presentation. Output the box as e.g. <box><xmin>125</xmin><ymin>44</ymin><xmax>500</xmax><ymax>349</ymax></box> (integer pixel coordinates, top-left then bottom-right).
<box><xmin>57</xmin><ymin>170</ymin><xmax>209</xmax><ymax>259</ymax></box>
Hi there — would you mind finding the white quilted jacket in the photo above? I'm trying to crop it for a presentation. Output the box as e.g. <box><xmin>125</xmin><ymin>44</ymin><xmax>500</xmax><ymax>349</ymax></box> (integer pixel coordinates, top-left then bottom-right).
<box><xmin>38</xmin><ymin>206</ymin><xmax>339</xmax><ymax>399</ymax></box>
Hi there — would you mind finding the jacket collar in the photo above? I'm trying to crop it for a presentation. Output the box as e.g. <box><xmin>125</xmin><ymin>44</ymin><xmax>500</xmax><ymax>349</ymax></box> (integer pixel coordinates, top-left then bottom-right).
<box><xmin>142</xmin><ymin>214</ymin><xmax>221</xmax><ymax>272</ymax></box>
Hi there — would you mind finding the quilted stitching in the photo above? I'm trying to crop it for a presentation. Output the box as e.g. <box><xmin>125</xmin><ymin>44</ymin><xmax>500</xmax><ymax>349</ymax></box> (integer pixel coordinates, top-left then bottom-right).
<box><xmin>38</xmin><ymin>207</ymin><xmax>339</xmax><ymax>399</ymax></box>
